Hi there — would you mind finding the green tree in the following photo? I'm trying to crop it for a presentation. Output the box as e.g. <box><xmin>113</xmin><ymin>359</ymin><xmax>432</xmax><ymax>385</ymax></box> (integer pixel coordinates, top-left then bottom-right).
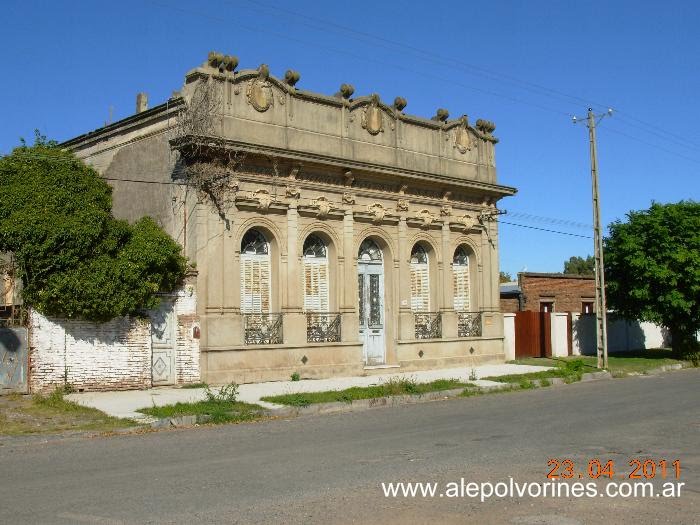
<box><xmin>0</xmin><ymin>133</ymin><xmax>187</xmax><ymax>321</ymax></box>
<box><xmin>499</xmin><ymin>271</ymin><xmax>513</xmax><ymax>283</ymax></box>
<box><xmin>604</xmin><ymin>201</ymin><xmax>700</xmax><ymax>357</ymax></box>
<box><xmin>563</xmin><ymin>255</ymin><xmax>595</xmax><ymax>275</ymax></box>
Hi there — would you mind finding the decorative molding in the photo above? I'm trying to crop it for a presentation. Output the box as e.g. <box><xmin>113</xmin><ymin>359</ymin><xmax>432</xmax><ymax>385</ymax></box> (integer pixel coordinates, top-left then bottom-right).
<box><xmin>311</xmin><ymin>196</ymin><xmax>333</xmax><ymax>218</ymax></box>
<box><xmin>393</xmin><ymin>97</ymin><xmax>407</xmax><ymax>111</ymax></box>
<box><xmin>475</xmin><ymin>119</ymin><xmax>497</xmax><ymax>142</ymax></box>
<box><xmin>288</xmin><ymin>164</ymin><xmax>301</xmax><ymax>180</ymax></box>
<box><xmin>367</xmin><ymin>202</ymin><xmax>386</xmax><ymax>224</ymax></box>
<box><xmin>343</xmin><ymin>170</ymin><xmax>354</xmax><ymax>187</ymax></box>
<box><xmin>453</xmin><ymin>117</ymin><xmax>475</xmax><ymax>153</ymax></box>
<box><xmin>453</xmin><ymin>213</ymin><xmax>477</xmax><ymax>231</ymax></box>
<box><xmin>342</xmin><ymin>192</ymin><xmax>355</xmax><ymax>205</ymax></box>
<box><xmin>250</xmin><ymin>189</ymin><xmax>273</xmax><ymax>210</ymax></box>
<box><xmin>246</xmin><ymin>65</ymin><xmax>274</xmax><ymax>112</ymax></box>
<box><xmin>397</xmin><ymin>199</ymin><xmax>409</xmax><ymax>212</ymax></box>
<box><xmin>285</xmin><ymin>186</ymin><xmax>300</xmax><ymax>199</ymax></box>
<box><xmin>440</xmin><ymin>204</ymin><xmax>452</xmax><ymax>216</ymax></box>
<box><xmin>361</xmin><ymin>94</ymin><xmax>385</xmax><ymax>136</ymax></box>
<box><xmin>415</xmin><ymin>208</ymin><xmax>437</xmax><ymax>228</ymax></box>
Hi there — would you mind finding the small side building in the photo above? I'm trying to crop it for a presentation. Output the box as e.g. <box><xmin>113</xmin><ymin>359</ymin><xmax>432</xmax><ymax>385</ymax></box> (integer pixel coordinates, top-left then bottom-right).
<box><xmin>500</xmin><ymin>272</ymin><xmax>595</xmax><ymax>314</ymax></box>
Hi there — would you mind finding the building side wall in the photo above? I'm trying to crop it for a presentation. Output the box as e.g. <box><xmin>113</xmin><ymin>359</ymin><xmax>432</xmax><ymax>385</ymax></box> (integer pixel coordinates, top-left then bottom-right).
<box><xmin>500</xmin><ymin>296</ymin><xmax>520</xmax><ymax>313</ymax></box>
<box><xmin>520</xmin><ymin>275</ymin><xmax>595</xmax><ymax>312</ymax></box>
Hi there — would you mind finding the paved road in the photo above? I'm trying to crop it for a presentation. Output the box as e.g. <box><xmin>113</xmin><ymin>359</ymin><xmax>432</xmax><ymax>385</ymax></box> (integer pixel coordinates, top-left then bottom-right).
<box><xmin>1</xmin><ymin>370</ymin><xmax>698</xmax><ymax>524</ymax></box>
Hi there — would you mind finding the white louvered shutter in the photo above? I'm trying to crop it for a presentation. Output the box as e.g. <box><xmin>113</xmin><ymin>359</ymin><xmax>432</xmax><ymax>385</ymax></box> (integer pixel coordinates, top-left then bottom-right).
<box><xmin>304</xmin><ymin>258</ymin><xmax>329</xmax><ymax>312</ymax></box>
<box><xmin>240</xmin><ymin>253</ymin><xmax>271</xmax><ymax>314</ymax></box>
<box><xmin>410</xmin><ymin>261</ymin><xmax>430</xmax><ymax>312</ymax></box>
<box><xmin>453</xmin><ymin>263</ymin><xmax>470</xmax><ymax>311</ymax></box>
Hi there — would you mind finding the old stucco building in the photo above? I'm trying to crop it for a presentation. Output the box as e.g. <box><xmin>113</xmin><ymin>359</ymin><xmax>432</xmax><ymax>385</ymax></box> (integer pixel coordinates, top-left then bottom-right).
<box><xmin>62</xmin><ymin>52</ymin><xmax>516</xmax><ymax>385</ymax></box>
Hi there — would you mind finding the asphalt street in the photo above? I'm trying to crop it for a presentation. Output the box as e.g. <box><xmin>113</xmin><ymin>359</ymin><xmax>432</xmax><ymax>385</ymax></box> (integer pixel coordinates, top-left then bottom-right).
<box><xmin>1</xmin><ymin>369</ymin><xmax>698</xmax><ymax>524</ymax></box>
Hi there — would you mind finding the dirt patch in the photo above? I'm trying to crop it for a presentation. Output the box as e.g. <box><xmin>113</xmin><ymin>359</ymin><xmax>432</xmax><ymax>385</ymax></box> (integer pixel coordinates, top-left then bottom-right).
<box><xmin>0</xmin><ymin>392</ymin><xmax>136</xmax><ymax>436</ymax></box>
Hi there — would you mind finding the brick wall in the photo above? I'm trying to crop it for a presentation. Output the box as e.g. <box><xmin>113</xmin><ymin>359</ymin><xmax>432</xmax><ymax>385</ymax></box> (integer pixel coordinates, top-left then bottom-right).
<box><xmin>500</xmin><ymin>296</ymin><xmax>520</xmax><ymax>313</ymax></box>
<box><xmin>29</xmin><ymin>287</ymin><xmax>199</xmax><ymax>392</ymax></box>
<box><xmin>519</xmin><ymin>273</ymin><xmax>595</xmax><ymax>313</ymax></box>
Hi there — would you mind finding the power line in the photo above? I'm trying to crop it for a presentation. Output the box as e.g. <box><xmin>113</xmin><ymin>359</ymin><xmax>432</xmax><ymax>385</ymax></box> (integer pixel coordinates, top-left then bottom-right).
<box><xmin>144</xmin><ymin>0</ymin><xmax>574</xmax><ymax>118</ymax></box>
<box><xmin>600</xmin><ymin>127</ymin><xmax>700</xmax><ymax>166</ymax></box>
<box><xmin>142</xmin><ymin>1</ymin><xmax>700</xmax><ymax>165</ymax></box>
<box><xmin>233</xmin><ymin>0</ymin><xmax>700</xmax><ymax>155</ymax></box>
<box><xmin>234</xmin><ymin>0</ymin><xmax>608</xmax><ymax>112</ymax></box>
<box><xmin>505</xmin><ymin>210</ymin><xmax>592</xmax><ymax>230</ymax></box>
<box><xmin>498</xmin><ymin>220</ymin><xmax>593</xmax><ymax>239</ymax></box>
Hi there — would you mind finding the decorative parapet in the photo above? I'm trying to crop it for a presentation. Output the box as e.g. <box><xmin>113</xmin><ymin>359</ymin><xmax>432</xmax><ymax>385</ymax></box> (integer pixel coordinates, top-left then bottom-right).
<box><xmin>184</xmin><ymin>52</ymin><xmax>500</xmax><ymax>143</ymax></box>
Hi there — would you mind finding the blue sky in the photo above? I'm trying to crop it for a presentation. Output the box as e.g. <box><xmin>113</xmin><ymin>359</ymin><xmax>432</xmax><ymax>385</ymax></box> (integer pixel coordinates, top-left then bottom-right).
<box><xmin>2</xmin><ymin>0</ymin><xmax>698</xmax><ymax>277</ymax></box>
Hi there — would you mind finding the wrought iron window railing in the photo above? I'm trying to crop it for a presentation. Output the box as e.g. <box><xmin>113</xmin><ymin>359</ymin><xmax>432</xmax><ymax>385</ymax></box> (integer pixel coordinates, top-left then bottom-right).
<box><xmin>243</xmin><ymin>313</ymin><xmax>284</xmax><ymax>345</ymax></box>
<box><xmin>306</xmin><ymin>312</ymin><xmax>341</xmax><ymax>343</ymax></box>
<box><xmin>457</xmin><ymin>311</ymin><xmax>482</xmax><ymax>337</ymax></box>
<box><xmin>415</xmin><ymin>312</ymin><xmax>442</xmax><ymax>340</ymax></box>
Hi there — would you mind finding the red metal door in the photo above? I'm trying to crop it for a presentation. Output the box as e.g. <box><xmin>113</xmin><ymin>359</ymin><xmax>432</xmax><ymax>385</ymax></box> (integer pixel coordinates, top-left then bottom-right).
<box><xmin>514</xmin><ymin>311</ymin><xmax>552</xmax><ymax>358</ymax></box>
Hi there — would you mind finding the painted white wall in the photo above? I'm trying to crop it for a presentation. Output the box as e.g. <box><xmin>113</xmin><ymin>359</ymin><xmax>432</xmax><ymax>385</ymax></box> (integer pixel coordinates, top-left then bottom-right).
<box><xmin>550</xmin><ymin>313</ymin><xmax>569</xmax><ymax>357</ymax></box>
<box><xmin>503</xmin><ymin>313</ymin><xmax>515</xmax><ymax>361</ymax></box>
<box><xmin>571</xmin><ymin>314</ymin><xmax>670</xmax><ymax>355</ymax></box>
<box><xmin>29</xmin><ymin>287</ymin><xmax>199</xmax><ymax>392</ymax></box>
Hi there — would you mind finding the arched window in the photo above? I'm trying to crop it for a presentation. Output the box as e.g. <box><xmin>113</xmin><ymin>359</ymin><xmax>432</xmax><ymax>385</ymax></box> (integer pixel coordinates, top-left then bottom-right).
<box><xmin>410</xmin><ymin>244</ymin><xmax>430</xmax><ymax>312</ymax></box>
<box><xmin>303</xmin><ymin>235</ymin><xmax>329</xmax><ymax>312</ymax></box>
<box><xmin>358</xmin><ymin>239</ymin><xmax>382</xmax><ymax>262</ymax></box>
<box><xmin>453</xmin><ymin>246</ymin><xmax>471</xmax><ymax>311</ymax></box>
<box><xmin>240</xmin><ymin>229</ymin><xmax>271</xmax><ymax>313</ymax></box>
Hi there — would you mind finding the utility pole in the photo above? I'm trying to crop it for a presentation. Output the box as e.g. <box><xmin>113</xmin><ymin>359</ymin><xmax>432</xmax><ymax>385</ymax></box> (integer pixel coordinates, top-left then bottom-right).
<box><xmin>573</xmin><ymin>108</ymin><xmax>612</xmax><ymax>369</ymax></box>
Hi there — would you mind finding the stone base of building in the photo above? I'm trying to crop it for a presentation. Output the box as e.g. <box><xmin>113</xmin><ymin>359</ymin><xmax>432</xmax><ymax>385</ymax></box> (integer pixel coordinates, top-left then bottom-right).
<box><xmin>396</xmin><ymin>337</ymin><xmax>505</xmax><ymax>372</ymax></box>
<box><xmin>201</xmin><ymin>342</ymin><xmax>365</xmax><ymax>384</ymax></box>
<box><xmin>200</xmin><ymin>337</ymin><xmax>505</xmax><ymax>385</ymax></box>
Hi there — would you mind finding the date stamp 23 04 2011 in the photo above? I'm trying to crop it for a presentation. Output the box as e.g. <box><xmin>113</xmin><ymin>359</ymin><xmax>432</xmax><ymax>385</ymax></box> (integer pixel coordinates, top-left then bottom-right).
<box><xmin>547</xmin><ymin>458</ymin><xmax>681</xmax><ymax>480</ymax></box>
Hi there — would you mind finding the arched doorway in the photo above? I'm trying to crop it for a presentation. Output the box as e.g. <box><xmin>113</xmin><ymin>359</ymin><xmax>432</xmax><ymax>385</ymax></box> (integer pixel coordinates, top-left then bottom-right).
<box><xmin>358</xmin><ymin>238</ymin><xmax>384</xmax><ymax>365</ymax></box>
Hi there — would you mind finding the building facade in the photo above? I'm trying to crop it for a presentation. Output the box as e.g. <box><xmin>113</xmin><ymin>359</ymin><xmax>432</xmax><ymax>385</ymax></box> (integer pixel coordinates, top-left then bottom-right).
<box><xmin>62</xmin><ymin>53</ymin><xmax>516</xmax><ymax>384</ymax></box>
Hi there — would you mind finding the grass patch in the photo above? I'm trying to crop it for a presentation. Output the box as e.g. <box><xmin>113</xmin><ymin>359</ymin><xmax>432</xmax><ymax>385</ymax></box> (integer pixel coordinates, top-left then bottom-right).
<box><xmin>485</xmin><ymin>359</ymin><xmax>588</xmax><ymax>384</ymax></box>
<box><xmin>137</xmin><ymin>382</ymin><xmax>265</xmax><ymax>424</ymax></box>
<box><xmin>180</xmin><ymin>382</ymin><xmax>208</xmax><ymax>389</ymax></box>
<box><xmin>137</xmin><ymin>400</ymin><xmax>264</xmax><ymax>424</ymax></box>
<box><xmin>0</xmin><ymin>388</ymin><xmax>134</xmax><ymax>436</ymax></box>
<box><xmin>511</xmin><ymin>348</ymin><xmax>687</xmax><ymax>376</ymax></box>
<box><xmin>459</xmin><ymin>384</ymin><xmax>517</xmax><ymax>397</ymax></box>
<box><xmin>261</xmin><ymin>377</ymin><xmax>472</xmax><ymax>407</ymax></box>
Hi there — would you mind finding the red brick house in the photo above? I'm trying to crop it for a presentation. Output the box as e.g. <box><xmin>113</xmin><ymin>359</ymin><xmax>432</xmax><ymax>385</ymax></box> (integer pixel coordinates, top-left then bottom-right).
<box><xmin>500</xmin><ymin>272</ymin><xmax>595</xmax><ymax>314</ymax></box>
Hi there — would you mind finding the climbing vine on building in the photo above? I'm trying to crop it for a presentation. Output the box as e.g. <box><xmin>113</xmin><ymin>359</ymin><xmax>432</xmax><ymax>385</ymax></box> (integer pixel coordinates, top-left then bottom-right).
<box><xmin>0</xmin><ymin>132</ymin><xmax>187</xmax><ymax>321</ymax></box>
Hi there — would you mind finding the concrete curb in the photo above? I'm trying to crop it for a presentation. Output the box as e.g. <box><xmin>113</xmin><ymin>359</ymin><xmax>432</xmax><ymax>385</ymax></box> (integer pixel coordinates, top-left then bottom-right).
<box><xmin>146</xmin><ymin>385</ymin><xmax>515</xmax><ymax>427</ymax></box>
<box><xmin>144</xmin><ymin>366</ymin><xmax>700</xmax><ymax>428</ymax></box>
<box><xmin>637</xmin><ymin>363</ymin><xmax>685</xmax><ymax>375</ymax></box>
<box><xmin>581</xmin><ymin>371</ymin><xmax>613</xmax><ymax>381</ymax></box>
<box><xmin>145</xmin><ymin>374</ymin><xmax>617</xmax><ymax>427</ymax></box>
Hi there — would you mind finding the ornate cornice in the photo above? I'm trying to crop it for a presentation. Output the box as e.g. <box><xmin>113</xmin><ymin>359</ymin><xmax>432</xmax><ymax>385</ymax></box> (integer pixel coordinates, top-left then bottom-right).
<box><xmin>170</xmin><ymin>135</ymin><xmax>516</xmax><ymax>200</ymax></box>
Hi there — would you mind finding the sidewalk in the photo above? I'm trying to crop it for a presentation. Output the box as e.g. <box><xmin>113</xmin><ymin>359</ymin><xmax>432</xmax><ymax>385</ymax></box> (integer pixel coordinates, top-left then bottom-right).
<box><xmin>66</xmin><ymin>363</ymin><xmax>552</xmax><ymax>421</ymax></box>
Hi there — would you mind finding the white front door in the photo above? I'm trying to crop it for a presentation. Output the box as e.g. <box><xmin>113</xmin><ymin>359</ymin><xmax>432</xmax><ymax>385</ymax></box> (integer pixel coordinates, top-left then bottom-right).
<box><xmin>358</xmin><ymin>262</ymin><xmax>385</xmax><ymax>365</ymax></box>
<box><xmin>151</xmin><ymin>300</ymin><xmax>176</xmax><ymax>385</ymax></box>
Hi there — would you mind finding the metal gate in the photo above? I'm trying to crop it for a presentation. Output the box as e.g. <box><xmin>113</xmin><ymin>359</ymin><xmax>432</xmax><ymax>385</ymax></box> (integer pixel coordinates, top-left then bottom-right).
<box><xmin>514</xmin><ymin>311</ymin><xmax>552</xmax><ymax>358</ymax></box>
<box><xmin>0</xmin><ymin>327</ymin><xmax>28</xmax><ymax>393</ymax></box>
